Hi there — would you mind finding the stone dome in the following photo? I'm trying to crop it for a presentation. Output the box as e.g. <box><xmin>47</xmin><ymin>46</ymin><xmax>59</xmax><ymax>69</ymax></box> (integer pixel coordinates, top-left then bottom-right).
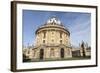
<box><xmin>35</xmin><ymin>17</ymin><xmax>70</xmax><ymax>36</ymax></box>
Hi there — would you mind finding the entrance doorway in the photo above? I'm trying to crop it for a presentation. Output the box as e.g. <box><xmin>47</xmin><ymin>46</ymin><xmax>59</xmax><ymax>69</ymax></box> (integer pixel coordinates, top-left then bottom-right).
<box><xmin>40</xmin><ymin>49</ymin><xmax>44</xmax><ymax>60</ymax></box>
<box><xmin>60</xmin><ymin>48</ymin><xmax>64</xmax><ymax>58</ymax></box>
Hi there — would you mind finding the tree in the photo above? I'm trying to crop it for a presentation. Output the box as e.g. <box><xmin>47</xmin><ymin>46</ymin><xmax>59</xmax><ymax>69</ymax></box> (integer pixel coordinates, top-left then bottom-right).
<box><xmin>81</xmin><ymin>41</ymin><xmax>86</xmax><ymax>57</ymax></box>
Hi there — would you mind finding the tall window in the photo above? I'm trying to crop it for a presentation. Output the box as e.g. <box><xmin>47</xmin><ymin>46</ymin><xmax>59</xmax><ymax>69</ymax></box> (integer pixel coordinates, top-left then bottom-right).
<box><xmin>43</xmin><ymin>40</ymin><xmax>45</xmax><ymax>43</ymax></box>
<box><xmin>60</xmin><ymin>40</ymin><xmax>62</xmax><ymax>44</ymax></box>
<box><xmin>60</xmin><ymin>32</ymin><xmax>62</xmax><ymax>38</ymax></box>
<box><xmin>43</xmin><ymin>32</ymin><xmax>46</xmax><ymax>38</ymax></box>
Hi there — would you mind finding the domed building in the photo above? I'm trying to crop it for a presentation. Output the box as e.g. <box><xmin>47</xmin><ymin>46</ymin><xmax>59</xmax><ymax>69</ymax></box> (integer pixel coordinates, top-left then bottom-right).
<box><xmin>23</xmin><ymin>17</ymin><xmax>91</xmax><ymax>62</ymax></box>
<box><xmin>26</xmin><ymin>16</ymin><xmax>72</xmax><ymax>61</ymax></box>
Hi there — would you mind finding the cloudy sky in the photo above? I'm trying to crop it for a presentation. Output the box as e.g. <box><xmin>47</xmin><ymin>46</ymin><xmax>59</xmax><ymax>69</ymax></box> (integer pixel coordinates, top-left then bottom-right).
<box><xmin>22</xmin><ymin>10</ymin><xmax>91</xmax><ymax>47</ymax></box>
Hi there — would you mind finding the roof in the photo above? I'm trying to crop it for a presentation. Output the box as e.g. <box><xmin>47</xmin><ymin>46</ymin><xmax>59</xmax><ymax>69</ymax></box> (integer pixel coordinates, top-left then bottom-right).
<box><xmin>35</xmin><ymin>16</ymin><xmax>70</xmax><ymax>35</ymax></box>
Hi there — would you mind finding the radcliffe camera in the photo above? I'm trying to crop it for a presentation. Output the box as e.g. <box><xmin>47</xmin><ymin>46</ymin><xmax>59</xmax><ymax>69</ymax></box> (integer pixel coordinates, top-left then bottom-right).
<box><xmin>22</xmin><ymin>11</ymin><xmax>91</xmax><ymax>62</ymax></box>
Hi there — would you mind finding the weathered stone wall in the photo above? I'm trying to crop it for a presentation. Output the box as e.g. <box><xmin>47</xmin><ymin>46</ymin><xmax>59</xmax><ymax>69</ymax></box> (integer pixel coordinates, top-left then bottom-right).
<box><xmin>26</xmin><ymin>46</ymin><xmax>72</xmax><ymax>60</ymax></box>
<box><xmin>35</xmin><ymin>26</ymin><xmax>70</xmax><ymax>47</ymax></box>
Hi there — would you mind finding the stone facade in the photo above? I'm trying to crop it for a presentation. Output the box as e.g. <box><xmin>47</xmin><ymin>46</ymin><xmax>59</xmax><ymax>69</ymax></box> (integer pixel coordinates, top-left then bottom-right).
<box><xmin>23</xmin><ymin>17</ymin><xmax>72</xmax><ymax>61</ymax></box>
<box><xmin>30</xmin><ymin>45</ymin><xmax>72</xmax><ymax>60</ymax></box>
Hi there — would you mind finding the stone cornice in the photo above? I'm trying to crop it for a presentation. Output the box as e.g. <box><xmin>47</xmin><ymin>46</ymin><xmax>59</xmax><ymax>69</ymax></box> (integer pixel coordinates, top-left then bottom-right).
<box><xmin>35</xmin><ymin>25</ymin><xmax>70</xmax><ymax>36</ymax></box>
<box><xmin>33</xmin><ymin>44</ymin><xmax>72</xmax><ymax>49</ymax></box>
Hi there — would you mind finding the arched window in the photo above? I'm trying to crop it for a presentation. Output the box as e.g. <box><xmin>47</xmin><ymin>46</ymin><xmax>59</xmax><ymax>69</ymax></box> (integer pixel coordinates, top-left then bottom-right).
<box><xmin>60</xmin><ymin>48</ymin><xmax>64</xmax><ymax>58</ymax></box>
<box><xmin>43</xmin><ymin>31</ymin><xmax>46</xmax><ymax>38</ymax></box>
<box><xmin>60</xmin><ymin>32</ymin><xmax>62</xmax><ymax>38</ymax></box>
